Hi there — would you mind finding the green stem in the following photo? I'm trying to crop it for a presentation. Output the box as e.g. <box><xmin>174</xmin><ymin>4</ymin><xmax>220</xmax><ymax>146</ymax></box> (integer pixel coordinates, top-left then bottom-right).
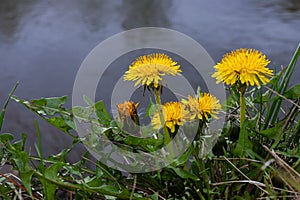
<box><xmin>153</xmin><ymin>88</ymin><xmax>174</xmax><ymax>158</ymax></box>
<box><xmin>154</xmin><ymin>89</ymin><xmax>169</xmax><ymax>142</ymax></box>
<box><xmin>197</xmin><ymin>157</ymin><xmax>212</xmax><ymax>200</ymax></box>
<box><xmin>154</xmin><ymin>88</ymin><xmax>162</xmax><ymax>105</ymax></box>
<box><xmin>240</xmin><ymin>87</ymin><xmax>246</xmax><ymax>129</ymax></box>
<box><xmin>234</xmin><ymin>84</ymin><xmax>248</xmax><ymax>156</ymax></box>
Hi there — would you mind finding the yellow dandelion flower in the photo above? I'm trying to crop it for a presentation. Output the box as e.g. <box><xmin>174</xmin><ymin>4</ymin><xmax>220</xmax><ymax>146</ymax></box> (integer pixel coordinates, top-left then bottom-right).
<box><xmin>182</xmin><ymin>93</ymin><xmax>222</xmax><ymax>121</ymax></box>
<box><xmin>117</xmin><ymin>101</ymin><xmax>140</xmax><ymax>125</ymax></box>
<box><xmin>124</xmin><ymin>53</ymin><xmax>181</xmax><ymax>88</ymax></box>
<box><xmin>212</xmin><ymin>48</ymin><xmax>273</xmax><ymax>86</ymax></box>
<box><xmin>152</xmin><ymin>102</ymin><xmax>188</xmax><ymax>133</ymax></box>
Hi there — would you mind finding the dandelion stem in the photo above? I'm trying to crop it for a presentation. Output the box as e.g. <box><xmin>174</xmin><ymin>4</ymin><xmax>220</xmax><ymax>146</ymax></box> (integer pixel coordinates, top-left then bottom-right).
<box><xmin>154</xmin><ymin>88</ymin><xmax>175</xmax><ymax>158</ymax></box>
<box><xmin>154</xmin><ymin>87</ymin><xmax>162</xmax><ymax>106</ymax></box>
<box><xmin>195</xmin><ymin>156</ymin><xmax>212</xmax><ymax>199</ymax></box>
<box><xmin>240</xmin><ymin>86</ymin><xmax>246</xmax><ymax>128</ymax></box>
<box><xmin>240</xmin><ymin>92</ymin><xmax>246</xmax><ymax>129</ymax></box>
<box><xmin>233</xmin><ymin>83</ymin><xmax>253</xmax><ymax>156</ymax></box>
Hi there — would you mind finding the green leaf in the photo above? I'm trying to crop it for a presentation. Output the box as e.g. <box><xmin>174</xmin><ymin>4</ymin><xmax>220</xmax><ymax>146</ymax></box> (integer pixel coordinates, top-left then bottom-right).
<box><xmin>149</xmin><ymin>193</ymin><xmax>159</xmax><ymax>200</ymax></box>
<box><xmin>48</xmin><ymin>117</ymin><xmax>73</xmax><ymax>132</ymax></box>
<box><xmin>63</xmin><ymin>166</ymin><xmax>83</xmax><ymax>182</ymax></box>
<box><xmin>42</xmin><ymin>162</ymin><xmax>65</xmax><ymax>200</ymax></box>
<box><xmin>44</xmin><ymin>162</ymin><xmax>64</xmax><ymax>180</ymax></box>
<box><xmin>259</xmin><ymin>121</ymin><xmax>284</xmax><ymax>138</ymax></box>
<box><xmin>11</xmin><ymin>95</ymin><xmax>69</xmax><ymax>116</ymax></box>
<box><xmin>61</xmin><ymin>113</ymin><xmax>77</xmax><ymax>130</ymax></box>
<box><xmin>168</xmin><ymin>166</ymin><xmax>199</xmax><ymax>180</ymax></box>
<box><xmin>269</xmin><ymin>68</ymin><xmax>285</xmax><ymax>87</ymax></box>
<box><xmin>96</xmin><ymin>165</ymin><xmax>104</xmax><ymax>178</ymax></box>
<box><xmin>234</xmin><ymin>119</ymin><xmax>253</xmax><ymax>156</ymax></box>
<box><xmin>145</xmin><ymin>98</ymin><xmax>155</xmax><ymax>117</ymax></box>
<box><xmin>94</xmin><ymin>101</ymin><xmax>111</xmax><ymax>126</ymax></box>
<box><xmin>98</xmin><ymin>185</ymin><xmax>122</xmax><ymax>194</ymax></box>
<box><xmin>253</xmin><ymin>91</ymin><xmax>274</xmax><ymax>104</ymax></box>
<box><xmin>12</xmin><ymin>151</ymin><xmax>34</xmax><ymax>197</ymax></box>
<box><xmin>29</xmin><ymin>96</ymin><xmax>68</xmax><ymax>115</ymax></box>
<box><xmin>12</xmin><ymin>133</ymin><xmax>27</xmax><ymax>151</ymax></box>
<box><xmin>90</xmin><ymin>184</ymin><xmax>134</xmax><ymax>199</ymax></box>
<box><xmin>91</xmin><ymin>123</ymin><xmax>112</xmax><ymax>134</ymax></box>
<box><xmin>83</xmin><ymin>95</ymin><xmax>94</xmax><ymax>106</ymax></box>
<box><xmin>72</xmin><ymin>106</ymin><xmax>93</xmax><ymax>122</ymax></box>
<box><xmin>276</xmin><ymin>149</ymin><xmax>300</xmax><ymax>159</ymax></box>
<box><xmin>12</xmin><ymin>96</ymin><xmax>76</xmax><ymax>137</ymax></box>
<box><xmin>284</xmin><ymin>84</ymin><xmax>300</xmax><ymax>99</ymax></box>
<box><xmin>172</xmin><ymin>146</ymin><xmax>193</xmax><ymax>166</ymax></box>
<box><xmin>0</xmin><ymin>82</ymin><xmax>19</xmax><ymax>131</ymax></box>
<box><xmin>0</xmin><ymin>133</ymin><xmax>14</xmax><ymax>143</ymax></box>
<box><xmin>83</xmin><ymin>183</ymin><xmax>132</xmax><ymax>199</ymax></box>
<box><xmin>83</xmin><ymin>176</ymin><xmax>100</xmax><ymax>187</ymax></box>
<box><xmin>20</xmin><ymin>169</ymin><xmax>34</xmax><ymax>197</ymax></box>
<box><xmin>222</xmin><ymin>91</ymin><xmax>239</xmax><ymax>111</ymax></box>
<box><xmin>190</xmin><ymin>160</ymin><xmax>201</xmax><ymax>176</ymax></box>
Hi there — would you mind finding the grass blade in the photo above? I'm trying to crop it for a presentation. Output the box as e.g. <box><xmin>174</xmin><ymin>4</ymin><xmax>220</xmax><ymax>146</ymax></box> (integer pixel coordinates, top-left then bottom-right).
<box><xmin>264</xmin><ymin>43</ymin><xmax>300</xmax><ymax>129</ymax></box>
<box><xmin>0</xmin><ymin>82</ymin><xmax>19</xmax><ymax>132</ymax></box>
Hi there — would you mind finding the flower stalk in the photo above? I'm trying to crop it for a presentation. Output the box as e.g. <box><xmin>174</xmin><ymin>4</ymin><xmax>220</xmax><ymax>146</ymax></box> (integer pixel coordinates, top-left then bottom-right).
<box><xmin>239</xmin><ymin>84</ymin><xmax>246</xmax><ymax>129</ymax></box>
<box><xmin>123</xmin><ymin>53</ymin><xmax>183</xmax><ymax>158</ymax></box>
<box><xmin>153</xmin><ymin>88</ymin><xmax>174</xmax><ymax>157</ymax></box>
<box><xmin>212</xmin><ymin>48</ymin><xmax>273</xmax><ymax>156</ymax></box>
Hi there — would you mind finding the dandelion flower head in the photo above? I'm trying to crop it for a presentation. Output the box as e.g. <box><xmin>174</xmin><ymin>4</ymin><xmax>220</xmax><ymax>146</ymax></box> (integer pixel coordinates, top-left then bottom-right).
<box><xmin>117</xmin><ymin>101</ymin><xmax>139</xmax><ymax>124</ymax></box>
<box><xmin>124</xmin><ymin>53</ymin><xmax>181</xmax><ymax>88</ymax></box>
<box><xmin>212</xmin><ymin>48</ymin><xmax>272</xmax><ymax>86</ymax></box>
<box><xmin>152</xmin><ymin>102</ymin><xmax>188</xmax><ymax>133</ymax></box>
<box><xmin>182</xmin><ymin>93</ymin><xmax>222</xmax><ymax>121</ymax></box>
